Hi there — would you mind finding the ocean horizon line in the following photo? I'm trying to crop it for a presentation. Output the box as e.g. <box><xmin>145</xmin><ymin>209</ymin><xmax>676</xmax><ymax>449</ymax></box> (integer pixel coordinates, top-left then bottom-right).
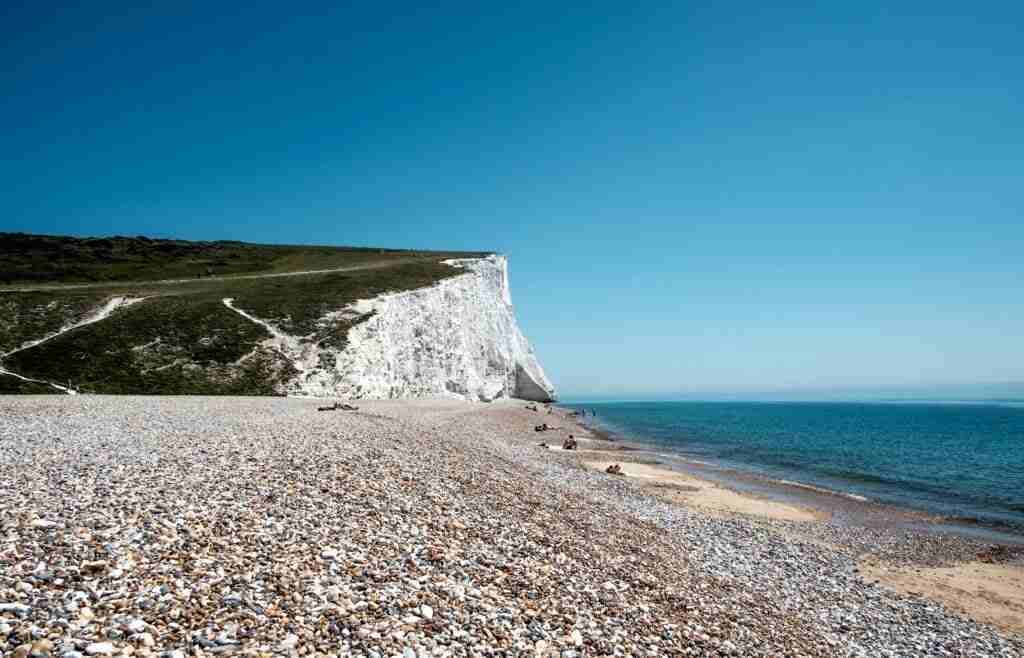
<box><xmin>561</xmin><ymin>396</ymin><xmax>1024</xmax><ymax>406</ymax></box>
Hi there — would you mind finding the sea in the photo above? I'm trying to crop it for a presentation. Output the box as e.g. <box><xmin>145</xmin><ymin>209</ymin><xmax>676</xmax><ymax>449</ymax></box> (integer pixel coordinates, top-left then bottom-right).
<box><xmin>564</xmin><ymin>400</ymin><xmax>1024</xmax><ymax>534</ymax></box>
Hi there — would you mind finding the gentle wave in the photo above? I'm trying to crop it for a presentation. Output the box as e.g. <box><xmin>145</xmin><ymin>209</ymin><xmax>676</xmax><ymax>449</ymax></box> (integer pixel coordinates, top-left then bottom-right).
<box><xmin>656</xmin><ymin>451</ymin><xmax>873</xmax><ymax>503</ymax></box>
<box><xmin>655</xmin><ymin>452</ymin><xmax>716</xmax><ymax>467</ymax></box>
<box><xmin>775</xmin><ymin>479</ymin><xmax>871</xmax><ymax>502</ymax></box>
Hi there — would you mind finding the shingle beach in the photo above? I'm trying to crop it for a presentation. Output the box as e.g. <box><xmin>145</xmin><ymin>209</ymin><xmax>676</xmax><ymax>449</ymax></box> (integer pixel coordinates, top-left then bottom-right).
<box><xmin>1</xmin><ymin>396</ymin><xmax>1022</xmax><ymax>657</ymax></box>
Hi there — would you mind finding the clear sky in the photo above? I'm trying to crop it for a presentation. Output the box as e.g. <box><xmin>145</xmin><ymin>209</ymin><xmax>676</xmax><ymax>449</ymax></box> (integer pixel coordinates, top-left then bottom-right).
<box><xmin>4</xmin><ymin>2</ymin><xmax>1023</xmax><ymax>399</ymax></box>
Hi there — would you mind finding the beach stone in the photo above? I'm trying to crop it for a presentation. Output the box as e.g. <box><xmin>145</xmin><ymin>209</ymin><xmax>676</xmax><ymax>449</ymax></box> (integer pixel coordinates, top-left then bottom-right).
<box><xmin>0</xmin><ymin>603</ymin><xmax>31</xmax><ymax>617</ymax></box>
<box><xmin>80</xmin><ymin>561</ymin><xmax>107</xmax><ymax>575</ymax></box>
<box><xmin>84</xmin><ymin>643</ymin><xmax>114</xmax><ymax>656</ymax></box>
<box><xmin>1</xmin><ymin>396</ymin><xmax>1022</xmax><ymax>658</ymax></box>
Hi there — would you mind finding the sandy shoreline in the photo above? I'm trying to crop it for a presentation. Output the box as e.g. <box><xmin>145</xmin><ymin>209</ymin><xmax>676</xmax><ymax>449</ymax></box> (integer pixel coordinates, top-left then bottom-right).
<box><xmin>580</xmin><ymin>458</ymin><xmax>825</xmax><ymax>523</ymax></box>
<box><xmin>861</xmin><ymin>559</ymin><xmax>1024</xmax><ymax>636</ymax></box>
<box><xmin>565</xmin><ymin>409</ymin><xmax>1024</xmax><ymax>538</ymax></box>
<box><xmin>546</xmin><ymin>404</ymin><xmax>1024</xmax><ymax>636</ymax></box>
<box><xmin>1</xmin><ymin>395</ymin><xmax>1022</xmax><ymax>656</ymax></box>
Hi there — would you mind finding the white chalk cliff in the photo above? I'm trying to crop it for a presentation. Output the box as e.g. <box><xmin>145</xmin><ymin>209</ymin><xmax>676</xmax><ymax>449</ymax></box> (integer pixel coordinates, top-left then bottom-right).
<box><xmin>231</xmin><ymin>255</ymin><xmax>555</xmax><ymax>402</ymax></box>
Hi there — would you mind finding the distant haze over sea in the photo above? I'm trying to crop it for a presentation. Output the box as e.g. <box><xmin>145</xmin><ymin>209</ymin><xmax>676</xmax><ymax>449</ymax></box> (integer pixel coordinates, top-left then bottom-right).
<box><xmin>564</xmin><ymin>381</ymin><xmax>1024</xmax><ymax>404</ymax></box>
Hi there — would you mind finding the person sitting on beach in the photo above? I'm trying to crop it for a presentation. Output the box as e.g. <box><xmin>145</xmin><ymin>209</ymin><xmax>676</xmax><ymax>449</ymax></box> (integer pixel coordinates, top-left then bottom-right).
<box><xmin>605</xmin><ymin>463</ymin><xmax>622</xmax><ymax>475</ymax></box>
<box><xmin>562</xmin><ymin>436</ymin><xmax>578</xmax><ymax>450</ymax></box>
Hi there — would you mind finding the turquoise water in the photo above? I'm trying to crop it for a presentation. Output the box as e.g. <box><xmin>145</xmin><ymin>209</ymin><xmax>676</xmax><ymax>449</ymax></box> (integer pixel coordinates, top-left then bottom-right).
<box><xmin>566</xmin><ymin>401</ymin><xmax>1024</xmax><ymax>531</ymax></box>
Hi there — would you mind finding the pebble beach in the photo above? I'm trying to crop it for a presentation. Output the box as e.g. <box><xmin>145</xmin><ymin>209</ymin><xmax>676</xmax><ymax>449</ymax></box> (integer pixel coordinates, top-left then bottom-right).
<box><xmin>1</xmin><ymin>396</ymin><xmax>1022</xmax><ymax>657</ymax></box>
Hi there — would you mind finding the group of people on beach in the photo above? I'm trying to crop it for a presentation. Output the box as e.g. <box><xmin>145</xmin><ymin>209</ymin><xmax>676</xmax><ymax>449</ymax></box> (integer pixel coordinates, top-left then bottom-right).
<box><xmin>528</xmin><ymin>405</ymin><xmax>625</xmax><ymax>475</ymax></box>
<box><xmin>536</xmin><ymin>434</ymin><xmax>578</xmax><ymax>451</ymax></box>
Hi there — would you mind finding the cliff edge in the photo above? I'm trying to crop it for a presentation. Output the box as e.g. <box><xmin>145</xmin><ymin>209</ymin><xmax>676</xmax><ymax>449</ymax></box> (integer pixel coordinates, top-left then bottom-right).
<box><xmin>253</xmin><ymin>255</ymin><xmax>555</xmax><ymax>402</ymax></box>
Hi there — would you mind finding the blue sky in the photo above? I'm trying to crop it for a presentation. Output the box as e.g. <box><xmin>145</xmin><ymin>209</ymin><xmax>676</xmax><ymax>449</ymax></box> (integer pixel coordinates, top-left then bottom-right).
<box><xmin>4</xmin><ymin>2</ymin><xmax>1023</xmax><ymax>398</ymax></box>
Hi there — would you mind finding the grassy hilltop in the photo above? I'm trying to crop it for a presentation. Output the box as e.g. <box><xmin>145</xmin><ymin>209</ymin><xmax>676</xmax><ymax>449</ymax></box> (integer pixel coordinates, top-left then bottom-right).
<box><xmin>0</xmin><ymin>233</ymin><xmax>488</xmax><ymax>395</ymax></box>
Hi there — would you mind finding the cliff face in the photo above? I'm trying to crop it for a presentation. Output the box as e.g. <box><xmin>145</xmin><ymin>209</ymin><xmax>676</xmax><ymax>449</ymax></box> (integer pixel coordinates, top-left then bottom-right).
<box><xmin>2</xmin><ymin>236</ymin><xmax>536</xmax><ymax>396</ymax></box>
<box><xmin>276</xmin><ymin>255</ymin><xmax>555</xmax><ymax>402</ymax></box>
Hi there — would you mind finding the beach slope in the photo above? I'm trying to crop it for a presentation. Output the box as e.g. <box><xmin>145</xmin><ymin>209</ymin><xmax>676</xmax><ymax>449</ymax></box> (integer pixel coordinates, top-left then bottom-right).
<box><xmin>0</xmin><ymin>396</ymin><xmax>1020</xmax><ymax>656</ymax></box>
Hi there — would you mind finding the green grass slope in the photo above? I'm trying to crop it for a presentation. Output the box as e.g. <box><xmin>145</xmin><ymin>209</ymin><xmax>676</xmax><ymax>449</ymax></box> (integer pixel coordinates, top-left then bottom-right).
<box><xmin>0</xmin><ymin>233</ymin><xmax>488</xmax><ymax>395</ymax></box>
<box><xmin>0</xmin><ymin>232</ymin><xmax>485</xmax><ymax>285</ymax></box>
